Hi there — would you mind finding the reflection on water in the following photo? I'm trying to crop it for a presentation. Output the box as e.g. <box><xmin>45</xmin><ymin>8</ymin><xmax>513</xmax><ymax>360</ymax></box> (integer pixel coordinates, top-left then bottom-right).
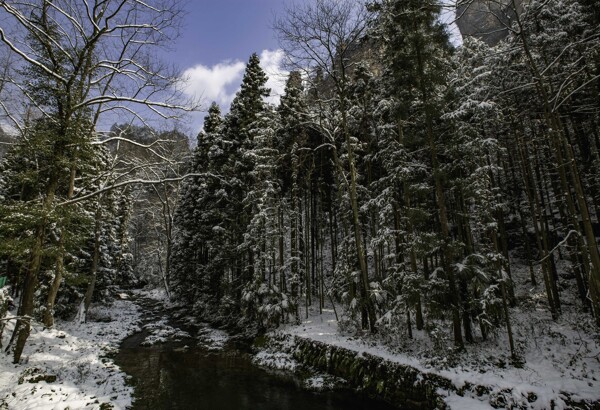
<box><xmin>116</xmin><ymin>339</ymin><xmax>397</xmax><ymax>410</ymax></box>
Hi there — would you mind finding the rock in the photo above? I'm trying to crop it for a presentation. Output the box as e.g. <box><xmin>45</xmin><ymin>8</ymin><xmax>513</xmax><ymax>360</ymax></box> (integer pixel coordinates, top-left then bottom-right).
<box><xmin>455</xmin><ymin>0</ymin><xmax>527</xmax><ymax>46</ymax></box>
<box><xmin>18</xmin><ymin>368</ymin><xmax>57</xmax><ymax>385</ymax></box>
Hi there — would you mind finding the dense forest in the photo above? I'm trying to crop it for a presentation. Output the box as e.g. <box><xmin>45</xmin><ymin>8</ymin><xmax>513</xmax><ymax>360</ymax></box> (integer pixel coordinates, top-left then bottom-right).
<box><xmin>170</xmin><ymin>0</ymin><xmax>600</xmax><ymax>364</ymax></box>
<box><xmin>1</xmin><ymin>0</ymin><xmax>600</xmax><ymax>372</ymax></box>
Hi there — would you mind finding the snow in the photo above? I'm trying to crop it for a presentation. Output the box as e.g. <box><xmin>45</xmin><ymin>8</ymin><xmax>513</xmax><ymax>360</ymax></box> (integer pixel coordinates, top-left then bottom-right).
<box><xmin>271</xmin><ymin>267</ymin><xmax>600</xmax><ymax>410</ymax></box>
<box><xmin>276</xmin><ymin>307</ymin><xmax>423</xmax><ymax>369</ymax></box>
<box><xmin>140</xmin><ymin>318</ymin><xmax>190</xmax><ymax>346</ymax></box>
<box><xmin>252</xmin><ymin>335</ymin><xmax>346</xmax><ymax>392</ymax></box>
<box><xmin>132</xmin><ymin>288</ymin><xmax>168</xmax><ymax>302</ymax></box>
<box><xmin>0</xmin><ymin>299</ymin><xmax>141</xmax><ymax>410</ymax></box>
<box><xmin>305</xmin><ymin>375</ymin><xmax>325</xmax><ymax>389</ymax></box>
<box><xmin>253</xmin><ymin>350</ymin><xmax>299</xmax><ymax>371</ymax></box>
<box><xmin>196</xmin><ymin>327</ymin><xmax>229</xmax><ymax>351</ymax></box>
<box><xmin>442</xmin><ymin>391</ymin><xmax>496</xmax><ymax>410</ymax></box>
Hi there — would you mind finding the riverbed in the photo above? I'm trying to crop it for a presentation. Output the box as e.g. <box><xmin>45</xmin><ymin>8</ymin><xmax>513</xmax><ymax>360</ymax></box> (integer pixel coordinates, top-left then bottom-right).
<box><xmin>115</xmin><ymin>299</ymin><xmax>398</xmax><ymax>410</ymax></box>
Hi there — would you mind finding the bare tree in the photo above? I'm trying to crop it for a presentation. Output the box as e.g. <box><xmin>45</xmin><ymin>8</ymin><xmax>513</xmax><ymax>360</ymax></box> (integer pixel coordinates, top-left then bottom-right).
<box><xmin>274</xmin><ymin>0</ymin><xmax>378</xmax><ymax>332</ymax></box>
<box><xmin>0</xmin><ymin>0</ymin><xmax>195</xmax><ymax>363</ymax></box>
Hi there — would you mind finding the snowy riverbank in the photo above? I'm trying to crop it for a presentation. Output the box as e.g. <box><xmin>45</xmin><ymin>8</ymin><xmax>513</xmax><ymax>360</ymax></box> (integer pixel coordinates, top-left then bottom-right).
<box><xmin>255</xmin><ymin>301</ymin><xmax>600</xmax><ymax>410</ymax></box>
<box><xmin>3</xmin><ymin>284</ymin><xmax>593</xmax><ymax>409</ymax></box>
<box><xmin>248</xmin><ymin>259</ymin><xmax>600</xmax><ymax>409</ymax></box>
<box><xmin>0</xmin><ymin>296</ymin><xmax>141</xmax><ymax>410</ymax></box>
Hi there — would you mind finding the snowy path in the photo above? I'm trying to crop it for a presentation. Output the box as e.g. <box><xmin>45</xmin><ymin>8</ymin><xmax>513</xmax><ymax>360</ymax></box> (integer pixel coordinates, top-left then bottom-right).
<box><xmin>272</xmin><ymin>304</ymin><xmax>600</xmax><ymax>410</ymax></box>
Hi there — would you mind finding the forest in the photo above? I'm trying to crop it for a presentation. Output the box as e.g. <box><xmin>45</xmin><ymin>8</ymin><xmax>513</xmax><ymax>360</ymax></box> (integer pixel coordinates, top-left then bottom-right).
<box><xmin>0</xmin><ymin>0</ymin><xmax>599</xmax><ymax>403</ymax></box>
<box><xmin>170</xmin><ymin>0</ymin><xmax>600</xmax><ymax>365</ymax></box>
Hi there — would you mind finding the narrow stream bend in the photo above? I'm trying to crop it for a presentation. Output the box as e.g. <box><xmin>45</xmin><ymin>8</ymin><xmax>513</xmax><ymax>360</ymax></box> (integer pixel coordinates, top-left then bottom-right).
<box><xmin>114</xmin><ymin>300</ymin><xmax>398</xmax><ymax>410</ymax></box>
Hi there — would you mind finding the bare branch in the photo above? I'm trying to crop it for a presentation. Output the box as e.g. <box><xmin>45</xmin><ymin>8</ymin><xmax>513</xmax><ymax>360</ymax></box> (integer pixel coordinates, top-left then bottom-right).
<box><xmin>60</xmin><ymin>173</ymin><xmax>229</xmax><ymax>206</ymax></box>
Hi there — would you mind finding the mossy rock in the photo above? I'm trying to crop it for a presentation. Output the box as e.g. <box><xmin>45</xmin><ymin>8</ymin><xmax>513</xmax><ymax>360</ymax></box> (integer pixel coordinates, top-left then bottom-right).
<box><xmin>286</xmin><ymin>336</ymin><xmax>525</xmax><ymax>409</ymax></box>
<box><xmin>18</xmin><ymin>368</ymin><xmax>57</xmax><ymax>385</ymax></box>
<box><xmin>253</xmin><ymin>334</ymin><xmax>268</xmax><ymax>348</ymax></box>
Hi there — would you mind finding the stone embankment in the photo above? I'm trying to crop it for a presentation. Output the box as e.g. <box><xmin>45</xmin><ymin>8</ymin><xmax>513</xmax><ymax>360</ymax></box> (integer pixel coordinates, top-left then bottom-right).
<box><xmin>280</xmin><ymin>335</ymin><xmax>598</xmax><ymax>410</ymax></box>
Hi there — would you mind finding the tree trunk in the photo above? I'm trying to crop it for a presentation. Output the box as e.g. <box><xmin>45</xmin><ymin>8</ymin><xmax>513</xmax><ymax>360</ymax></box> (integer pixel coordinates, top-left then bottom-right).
<box><xmin>83</xmin><ymin>206</ymin><xmax>103</xmax><ymax>322</ymax></box>
<box><xmin>12</xmin><ymin>174</ymin><xmax>58</xmax><ymax>363</ymax></box>
<box><xmin>43</xmin><ymin>167</ymin><xmax>76</xmax><ymax>328</ymax></box>
<box><xmin>342</xmin><ymin>109</ymin><xmax>377</xmax><ymax>332</ymax></box>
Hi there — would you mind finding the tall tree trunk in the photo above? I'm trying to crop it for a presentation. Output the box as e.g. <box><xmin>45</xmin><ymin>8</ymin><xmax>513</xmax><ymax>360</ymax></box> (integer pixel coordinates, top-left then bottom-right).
<box><xmin>83</xmin><ymin>206</ymin><xmax>102</xmax><ymax>322</ymax></box>
<box><xmin>12</xmin><ymin>175</ymin><xmax>58</xmax><ymax>363</ymax></box>
<box><xmin>416</xmin><ymin>57</ymin><xmax>463</xmax><ymax>349</ymax></box>
<box><xmin>279</xmin><ymin>206</ymin><xmax>286</xmax><ymax>294</ymax></box>
<box><xmin>43</xmin><ymin>167</ymin><xmax>76</xmax><ymax>327</ymax></box>
<box><xmin>342</xmin><ymin>107</ymin><xmax>377</xmax><ymax>332</ymax></box>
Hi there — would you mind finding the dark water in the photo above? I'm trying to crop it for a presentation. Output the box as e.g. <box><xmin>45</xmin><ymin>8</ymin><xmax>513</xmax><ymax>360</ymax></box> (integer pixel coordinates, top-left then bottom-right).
<box><xmin>115</xmin><ymin>330</ymin><xmax>397</xmax><ymax>410</ymax></box>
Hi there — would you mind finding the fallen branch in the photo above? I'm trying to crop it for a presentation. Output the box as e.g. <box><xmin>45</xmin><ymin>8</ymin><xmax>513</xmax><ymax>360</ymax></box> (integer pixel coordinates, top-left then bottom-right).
<box><xmin>535</xmin><ymin>229</ymin><xmax>580</xmax><ymax>265</ymax></box>
<box><xmin>0</xmin><ymin>315</ymin><xmax>32</xmax><ymax>322</ymax></box>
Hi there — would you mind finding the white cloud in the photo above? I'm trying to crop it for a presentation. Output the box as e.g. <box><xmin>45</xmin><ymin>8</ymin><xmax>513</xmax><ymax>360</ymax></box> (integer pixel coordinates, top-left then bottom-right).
<box><xmin>181</xmin><ymin>49</ymin><xmax>289</xmax><ymax>112</ymax></box>
<box><xmin>181</xmin><ymin>49</ymin><xmax>290</xmax><ymax>136</ymax></box>
<box><xmin>259</xmin><ymin>49</ymin><xmax>289</xmax><ymax>106</ymax></box>
<box><xmin>181</xmin><ymin>60</ymin><xmax>246</xmax><ymax>108</ymax></box>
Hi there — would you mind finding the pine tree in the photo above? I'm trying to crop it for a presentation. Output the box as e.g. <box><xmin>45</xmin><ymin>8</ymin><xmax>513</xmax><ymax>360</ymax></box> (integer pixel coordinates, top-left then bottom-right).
<box><xmin>222</xmin><ymin>53</ymin><xmax>271</xmax><ymax>304</ymax></box>
<box><xmin>240</xmin><ymin>108</ymin><xmax>291</xmax><ymax>329</ymax></box>
<box><xmin>171</xmin><ymin>103</ymin><xmax>226</xmax><ymax>309</ymax></box>
<box><xmin>444</xmin><ymin>37</ymin><xmax>516</xmax><ymax>357</ymax></box>
<box><xmin>374</xmin><ymin>0</ymin><xmax>464</xmax><ymax>348</ymax></box>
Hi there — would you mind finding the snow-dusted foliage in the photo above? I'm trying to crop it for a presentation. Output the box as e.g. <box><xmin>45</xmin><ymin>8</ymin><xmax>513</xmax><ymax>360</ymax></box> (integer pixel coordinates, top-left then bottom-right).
<box><xmin>164</xmin><ymin>2</ymin><xmax>600</xmax><ymax>373</ymax></box>
<box><xmin>0</xmin><ymin>0</ymin><xmax>190</xmax><ymax>363</ymax></box>
<box><xmin>2</xmin><ymin>0</ymin><xmax>598</xmax><ymax>405</ymax></box>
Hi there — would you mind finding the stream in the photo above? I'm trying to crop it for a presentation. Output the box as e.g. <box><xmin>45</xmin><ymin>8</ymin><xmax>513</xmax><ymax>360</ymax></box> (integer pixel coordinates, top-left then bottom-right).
<box><xmin>114</xmin><ymin>298</ymin><xmax>398</xmax><ymax>410</ymax></box>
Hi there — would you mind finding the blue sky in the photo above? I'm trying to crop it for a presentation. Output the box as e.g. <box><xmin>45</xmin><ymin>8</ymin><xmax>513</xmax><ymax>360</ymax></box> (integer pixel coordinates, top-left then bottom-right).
<box><xmin>174</xmin><ymin>0</ymin><xmax>288</xmax><ymax>68</ymax></box>
<box><xmin>167</xmin><ymin>1</ymin><xmax>460</xmax><ymax>136</ymax></box>
<box><xmin>169</xmin><ymin>1</ymin><xmax>293</xmax><ymax>135</ymax></box>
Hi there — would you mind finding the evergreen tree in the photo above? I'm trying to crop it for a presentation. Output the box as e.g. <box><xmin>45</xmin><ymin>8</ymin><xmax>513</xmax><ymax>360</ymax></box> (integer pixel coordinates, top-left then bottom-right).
<box><xmin>240</xmin><ymin>108</ymin><xmax>291</xmax><ymax>329</ymax></box>
<box><xmin>222</xmin><ymin>53</ymin><xmax>271</xmax><ymax>305</ymax></box>
<box><xmin>374</xmin><ymin>0</ymin><xmax>464</xmax><ymax>347</ymax></box>
<box><xmin>486</xmin><ymin>0</ymin><xmax>600</xmax><ymax>323</ymax></box>
<box><xmin>171</xmin><ymin>103</ymin><xmax>226</xmax><ymax>309</ymax></box>
<box><xmin>444</xmin><ymin>37</ymin><xmax>516</xmax><ymax>356</ymax></box>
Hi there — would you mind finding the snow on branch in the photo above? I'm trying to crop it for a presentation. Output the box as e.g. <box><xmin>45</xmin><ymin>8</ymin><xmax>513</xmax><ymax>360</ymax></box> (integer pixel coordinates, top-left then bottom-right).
<box><xmin>535</xmin><ymin>230</ymin><xmax>581</xmax><ymax>265</ymax></box>
<box><xmin>59</xmin><ymin>173</ymin><xmax>229</xmax><ymax>206</ymax></box>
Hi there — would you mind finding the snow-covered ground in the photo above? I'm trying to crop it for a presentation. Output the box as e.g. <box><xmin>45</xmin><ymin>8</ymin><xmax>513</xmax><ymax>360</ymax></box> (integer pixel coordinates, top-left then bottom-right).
<box><xmin>270</xmin><ymin>279</ymin><xmax>600</xmax><ymax>410</ymax></box>
<box><xmin>2</xmin><ymin>264</ymin><xmax>594</xmax><ymax>410</ymax></box>
<box><xmin>140</xmin><ymin>318</ymin><xmax>190</xmax><ymax>346</ymax></box>
<box><xmin>130</xmin><ymin>287</ymin><xmax>230</xmax><ymax>351</ymax></box>
<box><xmin>0</xmin><ymin>298</ymin><xmax>141</xmax><ymax>410</ymax></box>
<box><xmin>254</xmin><ymin>349</ymin><xmax>299</xmax><ymax>372</ymax></box>
<box><xmin>196</xmin><ymin>326</ymin><xmax>229</xmax><ymax>351</ymax></box>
